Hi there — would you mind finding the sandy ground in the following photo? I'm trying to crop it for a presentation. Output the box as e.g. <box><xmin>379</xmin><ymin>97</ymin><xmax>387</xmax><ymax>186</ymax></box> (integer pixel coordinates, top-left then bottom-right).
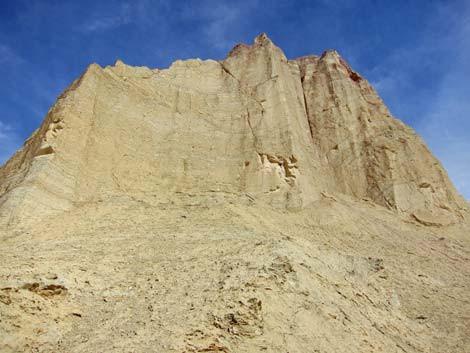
<box><xmin>1</xmin><ymin>193</ymin><xmax>469</xmax><ymax>352</ymax></box>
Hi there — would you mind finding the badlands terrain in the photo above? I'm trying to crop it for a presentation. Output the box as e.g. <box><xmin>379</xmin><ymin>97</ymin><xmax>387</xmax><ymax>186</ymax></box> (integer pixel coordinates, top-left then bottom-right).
<box><xmin>0</xmin><ymin>34</ymin><xmax>469</xmax><ymax>352</ymax></box>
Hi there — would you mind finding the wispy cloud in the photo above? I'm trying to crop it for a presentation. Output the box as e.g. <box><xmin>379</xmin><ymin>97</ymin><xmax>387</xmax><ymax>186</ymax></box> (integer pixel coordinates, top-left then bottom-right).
<box><xmin>80</xmin><ymin>16</ymin><xmax>128</xmax><ymax>32</ymax></box>
<box><xmin>201</xmin><ymin>3</ymin><xmax>243</xmax><ymax>50</ymax></box>
<box><xmin>361</xmin><ymin>2</ymin><xmax>470</xmax><ymax>200</ymax></box>
<box><xmin>417</xmin><ymin>3</ymin><xmax>470</xmax><ymax>200</ymax></box>
<box><xmin>76</xmin><ymin>1</ymin><xmax>134</xmax><ymax>33</ymax></box>
<box><xmin>181</xmin><ymin>0</ymin><xmax>259</xmax><ymax>52</ymax></box>
<box><xmin>0</xmin><ymin>121</ymin><xmax>21</xmax><ymax>166</ymax></box>
<box><xmin>76</xmin><ymin>0</ymin><xmax>171</xmax><ymax>33</ymax></box>
<box><xmin>0</xmin><ymin>44</ymin><xmax>24</xmax><ymax>65</ymax></box>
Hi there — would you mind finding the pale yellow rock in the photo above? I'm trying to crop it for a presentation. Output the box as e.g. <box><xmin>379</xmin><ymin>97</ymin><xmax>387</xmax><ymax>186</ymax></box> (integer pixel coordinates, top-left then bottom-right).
<box><xmin>0</xmin><ymin>34</ymin><xmax>469</xmax><ymax>353</ymax></box>
<box><xmin>0</xmin><ymin>34</ymin><xmax>466</xmax><ymax>228</ymax></box>
<box><xmin>295</xmin><ymin>50</ymin><xmax>468</xmax><ymax>225</ymax></box>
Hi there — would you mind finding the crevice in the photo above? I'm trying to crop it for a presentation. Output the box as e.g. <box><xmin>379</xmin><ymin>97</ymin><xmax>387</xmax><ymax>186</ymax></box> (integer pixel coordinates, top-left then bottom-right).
<box><xmin>246</xmin><ymin>109</ymin><xmax>259</xmax><ymax>150</ymax></box>
<box><xmin>411</xmin><ymin>213</ymin><xmax>443</xmax><ymax>227</ymax></box>
<box><xmin>339</xmin><ymin>57</ymin><xmax>363</xmax><ymax>83</ymax></box>
<box><xmin>297</xmin><ymin>67</ymin><xmax>316</xmax><ymax>143</ymax></box>
<box><xmin>252</xmin><ymin>75</ymin><xmax>279</xmax><ymax>89</ymax></box>
<box><xmin>219</xmin><ymin>61</ymin><xmax>265</xmax><ymax>114</ymax></box>
<box><xmin>220</xmin><ymin>62</ymin><xmax>239</xmax><ymax>82</ymax></box>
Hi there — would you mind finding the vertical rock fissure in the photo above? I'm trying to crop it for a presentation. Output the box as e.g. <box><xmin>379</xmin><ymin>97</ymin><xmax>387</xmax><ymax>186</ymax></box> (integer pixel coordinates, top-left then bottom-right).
<box><xmin>300</xmin><ymin>78</ymin><xmax>316</xmax><ymax>143</ymax></box>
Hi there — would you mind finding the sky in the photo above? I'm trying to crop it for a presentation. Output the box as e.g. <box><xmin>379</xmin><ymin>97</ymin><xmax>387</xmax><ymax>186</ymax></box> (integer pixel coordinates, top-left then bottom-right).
<box><xmin>0</xmin><ymin>0</ymin><xmax>469</xmax><ymax>199</ymax></box>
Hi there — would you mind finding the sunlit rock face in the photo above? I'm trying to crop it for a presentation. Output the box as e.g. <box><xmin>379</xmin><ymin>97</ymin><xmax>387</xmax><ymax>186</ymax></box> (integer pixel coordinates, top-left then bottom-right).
<box><xmin>1</xmin><ymin>33</ymin><xmax>470</xmax><ymax>353</ymax></box>
<box><xmin>0</xmin><ymin>33</ymin><xmax>467</xmax><ymax>227</ymax></box>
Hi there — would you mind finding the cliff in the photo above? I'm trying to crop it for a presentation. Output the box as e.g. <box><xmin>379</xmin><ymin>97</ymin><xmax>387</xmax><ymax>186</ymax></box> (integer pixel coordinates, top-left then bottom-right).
<box><xmin>1</xmin><ymin>34</ymin><xmax>469</xmax><ymax>353</ymax></box>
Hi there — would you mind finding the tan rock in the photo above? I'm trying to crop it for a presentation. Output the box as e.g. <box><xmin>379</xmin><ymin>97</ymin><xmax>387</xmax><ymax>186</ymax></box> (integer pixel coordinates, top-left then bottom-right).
<box><xmin>295</xmin><ymin>50</ymin><xmax>468</xmax><ymax>225</ymax></box>
<box><xmin>0</xmin><ymin>33</ymin><xmax>466</xmax><ymax>228</ymax></box>
<box><xmin>0</xmin><ymin>33</ymin><xmax>469</xmax><ymax>353</ymax></box>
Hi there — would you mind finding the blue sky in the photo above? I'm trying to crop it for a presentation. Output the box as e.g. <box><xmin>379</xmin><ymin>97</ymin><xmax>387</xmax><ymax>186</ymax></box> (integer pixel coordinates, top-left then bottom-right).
<box><xmin>0</xmin><ymin>0</ymin><xmax>469</xmax><ymax>199</ymax></box>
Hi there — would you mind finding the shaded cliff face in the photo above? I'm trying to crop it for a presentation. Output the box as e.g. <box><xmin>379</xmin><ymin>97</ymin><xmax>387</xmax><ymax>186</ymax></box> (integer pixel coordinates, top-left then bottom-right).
<box><xmin>294</xmin><ymin>51</ymin><xmax>468</xmax><ymax>226</ymax></box>
<box><xmin>0</xmin><ymin>33</ymin><xmax>467</xmax><ymax>227</ymax></box>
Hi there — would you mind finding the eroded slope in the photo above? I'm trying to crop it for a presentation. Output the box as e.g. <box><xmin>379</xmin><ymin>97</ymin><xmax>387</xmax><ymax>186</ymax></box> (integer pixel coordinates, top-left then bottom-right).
<box><xmin>1</xmin><ymin>194</ymin><xmax>469</xmax><ymax>352</ymax></box>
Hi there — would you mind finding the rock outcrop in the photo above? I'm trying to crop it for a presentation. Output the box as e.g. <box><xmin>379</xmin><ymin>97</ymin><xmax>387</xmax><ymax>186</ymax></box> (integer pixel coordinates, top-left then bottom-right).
<box><xmin>1</xmin><ymin>34</ymin><xmax>470</xmax><ymax>353</ymax></box>
<box><xmin>0</xmin><ymin>34</ymin><xmax>466</xmax><ymax>228</ymax></box>
<box><xmin>0</xmin><ymin>33</ymin><xmax>467</xmax><ymax>227</ymax></box>
<box><xmin>295</xmin><ymin>51</ymin><xmax>468</xmax><ymax>226</ymax></box>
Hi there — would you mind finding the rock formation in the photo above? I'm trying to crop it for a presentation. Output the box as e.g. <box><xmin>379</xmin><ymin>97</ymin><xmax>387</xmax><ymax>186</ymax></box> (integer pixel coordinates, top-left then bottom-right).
<box><xmin>1</xmin><ymin>34</ymin><xmax>469</xmax><ymax>352</ymax></box>
<box><xmin>0</xmin><ymin>34</ymin><xmax>467</xmax><ymax>228</ymax></box>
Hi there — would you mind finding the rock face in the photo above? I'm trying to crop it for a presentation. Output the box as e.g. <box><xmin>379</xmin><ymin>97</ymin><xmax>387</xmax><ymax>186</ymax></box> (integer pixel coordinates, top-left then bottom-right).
<box><xmin>0</xmin><ymin>33</ymin><xmax>467</xmax><ymax>227</ymax></box>
<box><xmin>295</xmin><ymin>51</ymin><xmax>468</xmax><ymax>226</ymax></box>
<box><xmin>1</xmin><ymin>34</ymin><xmax>470</xmax><ymax>353</ymax></box>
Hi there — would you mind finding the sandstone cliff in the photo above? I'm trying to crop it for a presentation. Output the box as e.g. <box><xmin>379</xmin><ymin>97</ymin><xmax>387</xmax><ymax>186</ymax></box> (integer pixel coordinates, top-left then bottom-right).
<box><xmin>1</xmin><ymin>34</ymin><xmax>470</xmax><ymax>353</ymax></box>
<box><xmin>0</xmin><ymin>33</ymin><xmax>467</xmax><ymax>228</ymax></box>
